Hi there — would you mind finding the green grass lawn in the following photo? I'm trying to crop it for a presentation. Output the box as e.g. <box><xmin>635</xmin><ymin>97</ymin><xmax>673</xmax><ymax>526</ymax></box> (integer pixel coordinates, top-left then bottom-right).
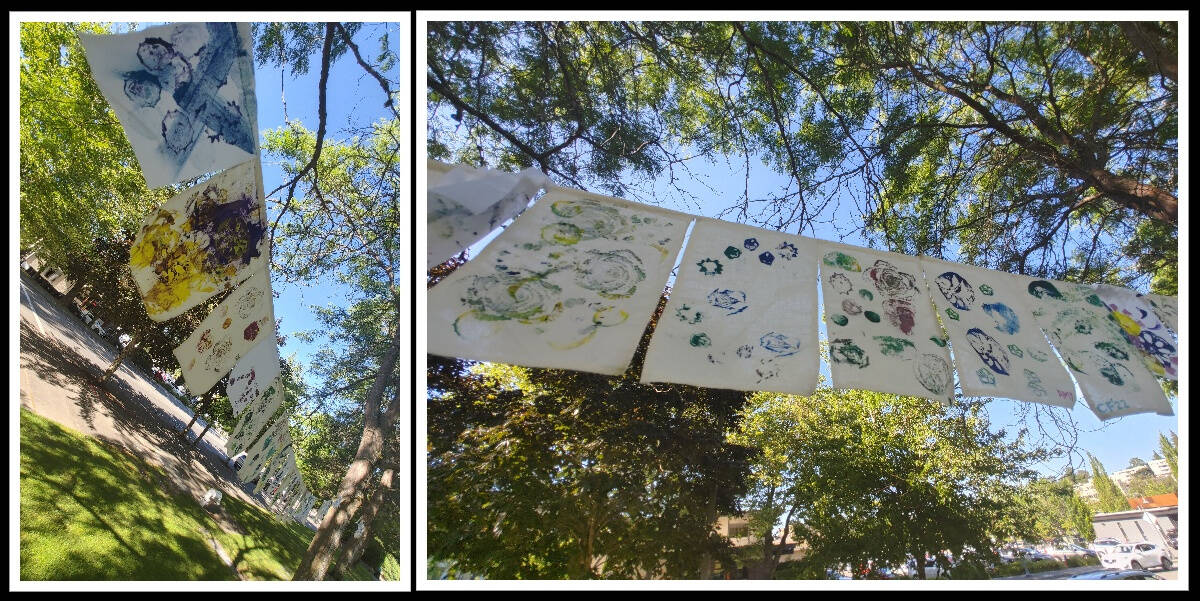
<box><xmin>19</xmin><ymin>409</ymin><xmax>318</xmax><ymax>580</ymax></box>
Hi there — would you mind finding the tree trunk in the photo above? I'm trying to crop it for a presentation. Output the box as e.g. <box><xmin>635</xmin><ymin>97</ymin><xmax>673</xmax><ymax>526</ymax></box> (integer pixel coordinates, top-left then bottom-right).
<box><xmin>335</xmin><ymin>467</ymin><xmax>394</xmax><ymax>579</ymax></box>
<box><xmin>190</xmin><ymin>418</ymin><xmax>214</xmax><ymax>447</ymax></box>
<box><xmin>100</xmin><ymin>331</ymin><xmax>140</xmax><ymax>383</ymax></box>
<box><xmin>913</xmin><ymin>549</ymin><xmax>926</xmax><ymax>580</ymax></box>
<box><xmin>179</xmin><ymin>389</ymin><xmax>217</xmax><ymax>436</ymax></box>
<box><xmin>291</xmin><ymin>323</ymin><xmax>401</xmax><ymax>581</ymax></box>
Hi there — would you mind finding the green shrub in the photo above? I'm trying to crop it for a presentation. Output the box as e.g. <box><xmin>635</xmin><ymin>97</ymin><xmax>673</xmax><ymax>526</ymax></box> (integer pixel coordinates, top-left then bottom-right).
<box><xmin>773</xmin><ymin>559</ymin><xmax>827</xmax><ymax>580</ymax></box>
<box><xmin>947</xmin><ymin>560</ymin><xmax>991</xmax><ymax>580</ymax></box>
<box><xmin>380</xmin><ymin>552</ymin><xmax>400</xmax><ymax>581</ymax></box>
<box><xmin>1065</xmin><ymin>555</ymin><xmax>1101</xmax><ymax>568</ymax></box>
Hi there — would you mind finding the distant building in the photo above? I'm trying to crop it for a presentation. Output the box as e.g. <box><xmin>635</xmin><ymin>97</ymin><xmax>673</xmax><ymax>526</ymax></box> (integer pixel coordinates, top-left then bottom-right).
<box><xmin>1146</xmin><ymin>458</ymin><xmax>1172</xmax><ymax>478</ymax></box>
<box><xmin>1072</xmin><ymin>459</ymin><xmax>1172</xmax><ymax>502</ymax></box>
<box><xmin>1092</xmin><ymin>505</ymin><xmax>1177</xmax><ymax>553</ymax></box>
<box><xmin>1073</xmin><ymin>479</ymin><xmax>1099</xmax><ymax>502</ymax></box>
<box><xmin>715</xmin><ymin>515</ymin><xmax>807</xmax><ymax>564</ymax></box>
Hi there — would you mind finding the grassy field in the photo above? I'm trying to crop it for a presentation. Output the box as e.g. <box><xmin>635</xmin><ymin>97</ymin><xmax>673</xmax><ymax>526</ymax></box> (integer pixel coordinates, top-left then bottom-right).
<box><xmin>18</xmin><ymin>409</ymin><xmax>338</xmax><ymax>580</ymax></box>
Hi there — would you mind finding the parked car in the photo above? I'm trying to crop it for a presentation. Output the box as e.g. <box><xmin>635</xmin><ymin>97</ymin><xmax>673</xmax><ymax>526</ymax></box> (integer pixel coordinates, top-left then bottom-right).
<box><xmin>1069</xmin><ymin>569</ymin><xmax>1164</xmax><ymax>580</ymax></box>
<box><xmin>1047</xmin><ymin>543</ymin><xmax>1099</xmax><ymax>562</ymax></box>
<box><xmin>1099</xmin><ymin>542</ymin><xmax>1173</xmax><ymax>571</ymax></box>
<box><xmin>1091</xmin><ymin>538</ymin><xmax>1123</xmax><ymax>556</ymax></box>
<box><xmin>895</xmin><ymin>555</ymin><xmax>951</xmax><ymax>579</ymax></box>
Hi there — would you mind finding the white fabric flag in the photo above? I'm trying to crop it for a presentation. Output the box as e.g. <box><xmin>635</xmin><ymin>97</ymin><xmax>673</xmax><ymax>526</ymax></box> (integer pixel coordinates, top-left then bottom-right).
<box><xmin>226</xmin><ymin>340</ymin><xmax>282</xmax><ymax>417</ymax></box>
<box><xmin>225</xmin><ymin>375</ymin><xmax>286</xmax><ymax>458</ymax></box>
<box><xmin>174</xmin><ymin>268</ymin><xmax>276</xmax><ymax>394</ymax></box>
<box><xmin>641</xmin><ymin>220</ymin><xmax>819</xmax><ymax>394</ymax></box>
<box><xmin>1017</xmin><ymin>276</ymin><xmax>1172</xmax><ymax>420</ymax></box>
<box><xmin>233</xmin><ymin>419</ymin><xmax>289</xmax><ymax>481</ymax></box>
<box><xmin>80</xmin><ymin>22</ymin><xmax>258</xmax><ymax>189</ymax></box>
<box><xmin>819</xmin><ymin>242</ymin><xmax>955</xmax><ymax>403</ymax></box>
<box><xmin>129</xmin><ymin>159</ymin><xmax>269</xmax><ymax>321</ymax></box>
<box><xmin>1144</xmin><ymin>293</ymin><xmax>1179</xmax><ymax>334</ymax></box>
<box><xmin>1092</xmin><ymin>284</ymin><xmax>1178</xmax><ymax>381</ymax></box>
<box><xmin>921</xmin><ymin>258</ymin><xmax>1076</xmax><ymax>407</ymax></box>
<box><xmin>429</xmin><ymin>189</ymin><xmax>689</xmax><ymax>375</ymax></box>
<box><xmin>254</xmin><ymin>449</ymin><xmax>293</xmax><ymax>495</ymax></box>
<box><xmin>427</xmin><ymin>159</ymin><xmax>550</xmax><ymax>270</ymax></box>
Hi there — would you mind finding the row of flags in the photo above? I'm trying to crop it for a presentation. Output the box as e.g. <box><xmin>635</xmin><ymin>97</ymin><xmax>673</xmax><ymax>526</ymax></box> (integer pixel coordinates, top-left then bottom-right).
<box><xmin>427</xmin><ymin>161</ymin><xmax>1180</xmax><ymax>422</ymax></box>
<box><xmin>81</xmin><ymin>22</ymin><xmax>321</xmax><ymax>521</ymax></box>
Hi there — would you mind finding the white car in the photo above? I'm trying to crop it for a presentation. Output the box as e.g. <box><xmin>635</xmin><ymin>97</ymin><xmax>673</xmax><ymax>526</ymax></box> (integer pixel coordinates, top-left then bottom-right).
<box><xmin>1099</xmin><ymin>542</ymin><xmax>1173</xmax><ymax>571</ymax></box>
<box><xmin>1091</xmin><ymin>538</ymin><xmax>1123</xmax><ymax>555</ymax></box>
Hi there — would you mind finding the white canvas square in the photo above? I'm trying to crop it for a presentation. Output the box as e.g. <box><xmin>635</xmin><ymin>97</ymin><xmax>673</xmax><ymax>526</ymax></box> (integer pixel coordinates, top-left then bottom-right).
<box><xmin>1092</xmin><ymin>284</ymin><xmax>1178</xmax><ymax>381</ymax></box>
<box><xmin>226</xmin><ymin>340</ymin><xmax>282</xmax><ymax>417</ymax></box>
<box><xmin>427</xmin><ymin>159</ymin><xmax>548</xmax><ymax>270</ymax></box>
<box><xmin>1016</xmin><ymin>275</ymin><xmax>1172</xmax><ymax>420</ymax></box>
<box><xmin>80</xmin><ymin>22</ymin><xmax>258</xmax><ymax>189</ymax></box>
<box><xmin>225</xmin><ymin>374</ymin><xmax>286</xmax><ymax>459</ymax></box>
<box><xmin>429</xmin><ymin>189</ymin><xmax>689</xmax><ymax>375</ymax></box>
<box><xmin>641</xmin><ymin>220</ymin><xmax>819</xmax><ymax>395</ymax></box>
<box><xmin>129</xmin><ymin>159</ymin><xmax>268</xmax><ymax>321</ymax></box>
<box><xmin>819</xmin><ymin>241</ymin><xmax>955</xmax><ymax>403</ymax></box>
<box><xmin>174</xmin><ymin>268</ymin><xmax>276</xmax><ymax>394</ymax></box>
<box><xmin>921</xmin><ymin>257</ymin><xmax>1076</xmax><ymax>407</ymax></box>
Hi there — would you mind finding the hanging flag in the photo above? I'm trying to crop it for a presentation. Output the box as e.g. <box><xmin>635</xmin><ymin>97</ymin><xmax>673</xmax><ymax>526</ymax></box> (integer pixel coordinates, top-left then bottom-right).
<box><xmin>173</xmin><ymin>268</ymin><xmax>276</xmax><ymax>394</ymax></box>
<box><xmin>921</xmin><ymin>258</ymin><xmax>1076</xmax><ymax>407</ymax></box>
<box><xmin>225</xmin><ymin>375</ymin><xmax>286</xmax><ymax>458</ymax></box>
<box><xmin>79</xmin><ymin>22</ymin><xmax>258</xmax><ymax>189</ymax></box>
<box><xmin>427</xmin><ymin>159</ymin><xmax>550</xmax><ymax>270</ymax></box>
<box><xmin>1017</xmin><ymin>276</ymin><xmax>1172</xmax><ymax>420</ymax></box>
<box><xmin>1092</xmin><ymin>284</ymin><xmax>1178</xmax><ymax>381</ymax></box>
<box><xmin>226</xmin><ymin>340</ymin><xmax>283</xmax><ymax>417</ymax></box>
<box><xmin>233</xmin><ymin>419</ymin><xmax>289</xmax><ymax>481</ymax></box>
<box><xmin>429</xmin><ymin>190</ymin><xmax>689</xmax><ymax>375</ymax></box>
<box><xmin>129</xmin><ymin>159</ymin><xmax>269</xmax><ymax>321</ymax></box>
<box><xmin>1144</xmin><ymin>293</ymin><xmax>1179</xmax><ymax>334</ymax></box>
<box><xmin>818</xmin><ymin>242</ymin><xmax>954</xmax><ymax>403</ymax></box>
<box><xmin>254</xmin><ymin>449</ymin><xmax>293</xmax><ymax>495</ymax></box>
<box><xmin>641</xmin><ymin>220</ymin><xmax>819</xmax><ymax>395</ymax></box>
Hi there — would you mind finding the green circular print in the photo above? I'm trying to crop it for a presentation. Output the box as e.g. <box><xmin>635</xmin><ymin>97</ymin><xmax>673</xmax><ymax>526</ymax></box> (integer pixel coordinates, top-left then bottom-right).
<box><xmin>864</xmin><ymin>311</ymin><xmax>881</xmax><ymax>323</ymax></box>
<box><xmin>831</xmin><ymin>314</ymin><xmax>849</xmax><ymax>326</ymax></box>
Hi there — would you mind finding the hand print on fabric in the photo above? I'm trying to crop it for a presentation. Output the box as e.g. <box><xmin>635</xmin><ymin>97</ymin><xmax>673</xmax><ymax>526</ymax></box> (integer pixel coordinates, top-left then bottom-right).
<box><xmin>430</xmin><ymin>190</ymin><xmax>686</xmax><ymax>376</ymax></box>
<box><xmin>641</xmin><ymin>221</ymin><xmax>818</xmax><ymax>395</ymax></box>
<box><xmin>80</xmin><ymin>23</ymin><xmax>258</xmax><ymax>188</ymax></box>
<box><xmin>128</xmin><ymin>161</ymin><xmax>267</xmax><ymax>321</ymax></box>
<box><xmin>865</xmin><ymin>260</ymin><xmax>919</xmax><ymax>300</ymax></box>
<box><xmin>935</xmin><ymin>271</ymin><xmax>976</xmax><ymax>310</ymax></box>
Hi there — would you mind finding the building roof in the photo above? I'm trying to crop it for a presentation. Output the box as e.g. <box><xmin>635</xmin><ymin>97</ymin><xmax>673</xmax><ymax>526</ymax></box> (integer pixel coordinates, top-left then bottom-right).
<box><xmin>1126</xmin><ymin>493</ymin><xmax>1178</xmax><ymax>509</ymax></box>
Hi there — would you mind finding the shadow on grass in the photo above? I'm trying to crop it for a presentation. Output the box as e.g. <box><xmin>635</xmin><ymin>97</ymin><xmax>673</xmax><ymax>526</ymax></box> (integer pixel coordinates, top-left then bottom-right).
<box><xmin>19</xmin><ymin>409</ymin><xmax>232</xmax><ymax>580</ymax></box>
<box><xmin>215</xmin><ymin>494</ymin><xmax>318</xmax><ymax>580</ymax></box>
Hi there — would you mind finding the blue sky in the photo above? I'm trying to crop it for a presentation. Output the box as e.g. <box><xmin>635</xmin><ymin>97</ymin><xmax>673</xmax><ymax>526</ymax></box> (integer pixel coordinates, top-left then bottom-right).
<box><xmin>246</xmin><ymin>22</ymin><xmax>400</xmax><ymax>392</ymax></box>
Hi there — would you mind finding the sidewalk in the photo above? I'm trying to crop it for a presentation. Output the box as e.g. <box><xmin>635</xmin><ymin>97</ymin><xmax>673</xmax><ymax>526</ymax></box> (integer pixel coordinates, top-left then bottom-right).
<box><xmin>18</xmin><ymin>270</ymin><xmax>267</xmax><ymax>510</ymax></box>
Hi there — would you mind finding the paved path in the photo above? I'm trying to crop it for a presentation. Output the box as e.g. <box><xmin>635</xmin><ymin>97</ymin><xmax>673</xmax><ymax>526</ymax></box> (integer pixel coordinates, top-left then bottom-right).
<box><xmin>998</xmin><ymin>565</ymin><xmax>1179</xmax><ymax>580</ymax></box>
<box><xmin>18</xmin><ymin>270</ymin><xmax>265</xmax><ymax>510</ymax></box>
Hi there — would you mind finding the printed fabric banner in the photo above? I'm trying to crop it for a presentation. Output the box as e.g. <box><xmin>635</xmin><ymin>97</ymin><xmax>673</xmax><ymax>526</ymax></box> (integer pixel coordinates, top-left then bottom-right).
<box><xmin>224</xmin><ymin>374</ymin><xmax>286</xmax><ymax>458</ymax></box>
<box><xmin>233</xmin><ymin>418</ymin><xmax>289</xmax><ymax>481</ymax></box>
<box><xmin>80</xmin><ymin>22</ymin><xmax>258</xmax><ymax>189</ymax></box>
<box><xmin>641</xmin><ymin>220</ymin><xmax>819</xmax><ymax>395</ymax></box>
<box><xmin>428</xmin><ymin>189</ymin><xmax>689</xmax><ymax>375</ymax></box>
<box><xmin>921</xmin><ymin>258</ymin><xmax>1076</xmax><ymax>407</ymax></box>
<box><xmin>174</xmin><ymin>268</ymin><xmax>277</xmax><ymax>394</ymax></box>
<box><xmin>226</xmin><ymin>340</ymin><xmax>282</xmax><ymax>417</ymax></box>
<box><xmin>1144</xmin><ymin>293</ymin><xmax>1179</xmax><ymax>334</ymax></box>
<box><xmin>427</xmin><ymin>160</ymin><xmax>551</xmax><ymax>270</ymax></box>
<box><xmin>1017</xmin><ymin>276</ymin><xmax>1173</xmax><ymax>420</ymax></box>
<box><xmin>819</xmin><ymin>242</ymin><xmax>955</xmax><ymax>403</ymax></box>
<box><xmin>254</xmin><ymin>449</ymin><xmax>293</xmax><ymax>495</ymax></box>
<box><xmin>129</xmin><ymin>159</ymin><xmax>269</xmax><ymax>321</ymax></box>
<box><xmin>1092</xmin><ymin>284</ymin><xmax>1178</xmax><ymax>381</ymax></box>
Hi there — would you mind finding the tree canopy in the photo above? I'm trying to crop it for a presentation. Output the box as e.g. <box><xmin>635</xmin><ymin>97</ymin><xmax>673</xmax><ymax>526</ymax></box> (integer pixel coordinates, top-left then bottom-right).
<box><xmin>731</xmin><ymin>388</ymin><xmax>1050</xmax><ymax>579</ymax></box>
<box><xmin>428</xmin><ymin>20</ymin><xmax>1177</xmax><ymax>293</ymax></box>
